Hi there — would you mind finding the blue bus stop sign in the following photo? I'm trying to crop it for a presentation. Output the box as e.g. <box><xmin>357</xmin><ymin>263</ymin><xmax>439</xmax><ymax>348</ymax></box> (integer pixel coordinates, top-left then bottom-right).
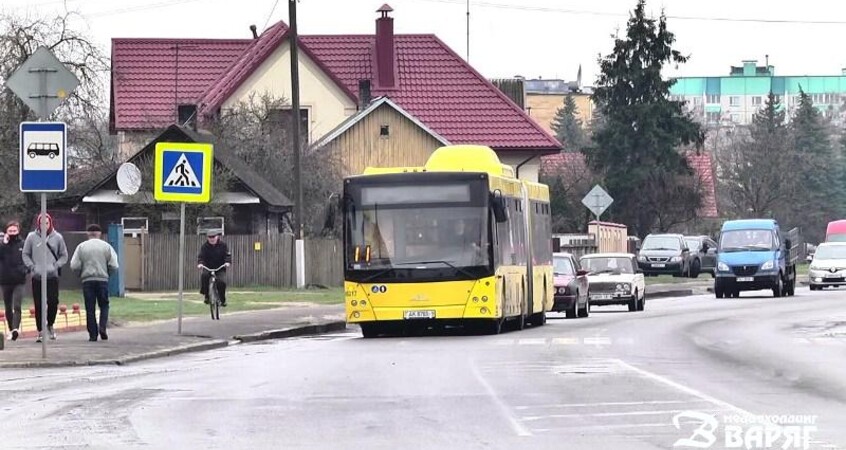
<box><xmin>19</xmin><ymin>121</ymin><xmax>67</xmax><ymax>192</ymax></box>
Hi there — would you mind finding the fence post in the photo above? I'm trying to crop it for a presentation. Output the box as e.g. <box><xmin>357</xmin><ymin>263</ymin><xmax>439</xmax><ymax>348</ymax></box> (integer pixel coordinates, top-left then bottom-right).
<box><xmin>108</xmin><ymin>224</ymin><xmax>126</xmax><ymax>298</ymax></box>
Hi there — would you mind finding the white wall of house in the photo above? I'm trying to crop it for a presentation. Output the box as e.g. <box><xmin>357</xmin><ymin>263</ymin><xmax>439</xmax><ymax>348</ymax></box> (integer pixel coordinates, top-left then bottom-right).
<box><xmin>223</xmin><ymin>41</ymin><xmax>357</xmax><ymax>142</ymax></box>
<box><xmin>499</xmin><ymin>153</ymin><xmax>540</xmax><ymax>182</ymax></box>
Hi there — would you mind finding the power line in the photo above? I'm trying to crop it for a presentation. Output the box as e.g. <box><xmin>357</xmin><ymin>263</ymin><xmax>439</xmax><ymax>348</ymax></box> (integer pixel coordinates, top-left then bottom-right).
<box><xmin>263</xmin><ymin>0</ymin><xmax>281</xmax><ymax>31</ymax></box>
<box><xmin>87</xmin><ymin>0</ymin><xmax>207</xmax><ymax>18</ymax></box>
<box><xmin>413</xmin><ymin>0</ymin><xmax>846</xmax><ymax>25</ymax></box>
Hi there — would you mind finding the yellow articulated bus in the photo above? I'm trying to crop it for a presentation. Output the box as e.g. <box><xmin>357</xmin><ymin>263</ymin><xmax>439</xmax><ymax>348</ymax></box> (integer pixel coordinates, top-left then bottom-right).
<box><xmin>343</xmin><ymin>145</ymin><xmax>553</xmax><ymax>337</ymax></box>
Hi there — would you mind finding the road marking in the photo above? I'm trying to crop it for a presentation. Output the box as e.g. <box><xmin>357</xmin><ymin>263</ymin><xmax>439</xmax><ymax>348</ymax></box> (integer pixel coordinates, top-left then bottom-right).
<box><xmin>470</xmin><ymin>362</ymin><xmax>532</xmax><ymax>437</ymax></box>
<box><xmin>514</xmin><ymin>399</ymin><xmax>711</xmax><ymax>410</ymax></box>
<box><xmin>611</xmin><ymin>359</ymin><xmax>753</xmax><ymax>416</ymax></box>
<box><xmin>584</xmin><ymin>337</ymin><xmax>613</xmax><ymax>346</ymax></box>
<box><xmin>533</xmin><ymin>422</ymin><xmax>673</xmax><ymax>432</ymax></box>
<box><xmin>522</xmin><ymin>408</ymin><xmax>725</xmax><ymax>422</ymax></box>
<box><xmin>518</xmin><ymin>338</ymin><xmax>547</xmax><ymax>345</ymax></box>
<box><xmin>551</xmin><ymin>337</ymin><xmax>578</xmax><ymax>345</ymax></box>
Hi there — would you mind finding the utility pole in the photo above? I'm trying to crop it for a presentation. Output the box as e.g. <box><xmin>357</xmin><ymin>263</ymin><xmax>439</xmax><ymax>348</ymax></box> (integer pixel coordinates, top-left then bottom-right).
<box><xmin>289</xmin><ymin>0</ymin><xmax>306</xmax><ymax>288</ymax></box>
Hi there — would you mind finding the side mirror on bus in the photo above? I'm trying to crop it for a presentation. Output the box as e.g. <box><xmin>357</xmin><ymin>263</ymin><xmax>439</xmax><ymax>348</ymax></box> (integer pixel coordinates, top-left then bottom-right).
<box><xmin>322</xmin><ymin>193</ymin><xmax>340</xmax><ymax>233</ymax></box>
<box><xmin>491</xmin><ymin>191</ymin><xmax>507</xmax><ymax>223</ymax></box>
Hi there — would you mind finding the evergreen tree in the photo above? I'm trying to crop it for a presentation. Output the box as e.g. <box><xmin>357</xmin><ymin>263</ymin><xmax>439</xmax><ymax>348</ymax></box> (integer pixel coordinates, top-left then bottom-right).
<box><xmin>550</xmin><ymin>94</ymin><xmax>586</xmax><ymax>152</ymax></box>
<box><xmin>586</xmin><ymin>0</ymin><xmax>704</xmax><ymax>235</ymax></box>
<box><xmin>791</xmin><ymin>90</ymin><xmax>835</xmax><ymax>242</ymax></box>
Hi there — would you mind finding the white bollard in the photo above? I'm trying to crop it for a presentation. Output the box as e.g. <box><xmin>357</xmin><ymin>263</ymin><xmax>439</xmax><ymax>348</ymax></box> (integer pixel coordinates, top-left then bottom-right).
<box><xmin>295</xmin><ymin>239</ymin><xmax>306</xmax><ymax>289</ymax></box>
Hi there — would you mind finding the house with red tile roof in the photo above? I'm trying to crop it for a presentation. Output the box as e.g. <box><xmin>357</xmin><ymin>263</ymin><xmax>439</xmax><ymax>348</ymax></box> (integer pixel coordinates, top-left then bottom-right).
<box><xmin>109</xmin><ymin>4</ymin><xmax>561</xmax><ymax>181</ymax></box>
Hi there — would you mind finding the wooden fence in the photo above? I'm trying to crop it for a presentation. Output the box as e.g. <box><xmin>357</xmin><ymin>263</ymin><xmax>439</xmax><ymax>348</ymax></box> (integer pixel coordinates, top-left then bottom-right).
<box><xmin>142</xmin><ymin>234</ymin><xmax>343</xmax><ymax>291</ymax></box>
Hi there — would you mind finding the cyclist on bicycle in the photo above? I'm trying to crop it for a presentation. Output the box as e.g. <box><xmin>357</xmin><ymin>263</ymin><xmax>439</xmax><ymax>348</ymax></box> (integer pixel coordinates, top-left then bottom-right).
<box><xmin>197</xmin><ymin>229</ymin><xmax>231</xmax><ymax>306</ymax></box>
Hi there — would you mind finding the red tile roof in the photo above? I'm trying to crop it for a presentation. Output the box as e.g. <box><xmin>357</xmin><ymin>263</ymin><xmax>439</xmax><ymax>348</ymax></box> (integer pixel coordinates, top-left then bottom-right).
<box><xmin>110</xmin><ymin>18</ymin><xmax>561</xmax><ymax>153</ymax></box>
<box><xmin>541</xmin><ymin>152</ymin><xmax>719</xmax><ymax>219</ymax></box>
<box><xmin>110</xmin><ymin>38</ymin><xmax>251</xmax><ymax>132</ymax></box>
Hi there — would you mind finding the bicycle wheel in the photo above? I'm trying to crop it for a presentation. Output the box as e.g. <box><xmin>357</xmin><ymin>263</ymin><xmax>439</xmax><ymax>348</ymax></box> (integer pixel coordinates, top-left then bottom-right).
<box><xmin>209</xmin><ymin>279</ymin><xmax>220</xmax><ymax>320</ymax></box>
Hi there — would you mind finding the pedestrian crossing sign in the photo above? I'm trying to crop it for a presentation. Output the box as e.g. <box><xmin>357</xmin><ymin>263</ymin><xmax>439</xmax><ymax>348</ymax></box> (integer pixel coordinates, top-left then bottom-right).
<box><xmin>154</xmin><ymin>142</ymin><xmax>213</xmax><ymax>203</ymax></box>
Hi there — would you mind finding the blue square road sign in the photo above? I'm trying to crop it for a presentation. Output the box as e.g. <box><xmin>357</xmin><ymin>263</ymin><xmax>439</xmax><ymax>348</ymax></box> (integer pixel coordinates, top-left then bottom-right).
<box><xmin>19</xmin><ymin>122</ymin><xmax>67</xmax><ymax>193</ymax></box>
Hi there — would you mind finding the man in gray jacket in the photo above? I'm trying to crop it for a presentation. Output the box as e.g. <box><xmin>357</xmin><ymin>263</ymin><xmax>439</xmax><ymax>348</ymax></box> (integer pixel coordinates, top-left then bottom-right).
<box><xmin>22</xmin><ymin>213</ymin><xmax>68</xmax><ymax>342</ymax></box>
<box><xmin>70</xmin><ymin>224</ymin><xmax>119</xmax><ymax>342</ymax></box>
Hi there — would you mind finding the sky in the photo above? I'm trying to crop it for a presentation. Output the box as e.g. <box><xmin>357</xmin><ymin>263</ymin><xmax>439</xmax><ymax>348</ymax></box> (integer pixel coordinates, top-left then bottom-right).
<box><xmin>4</xmin><ymin>0</ymin><xmax>846</xmax><ymax>85</ymax></box>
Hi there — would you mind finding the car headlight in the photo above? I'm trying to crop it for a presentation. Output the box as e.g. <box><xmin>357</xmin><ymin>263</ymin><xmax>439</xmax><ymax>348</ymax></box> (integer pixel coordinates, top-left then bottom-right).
<box><xmin>670</xmin><ymin>256</ymin><xmax>683</xmax><ymax>262</ymax></box>
<box><xmin>718</xmin><ymin>262</ymin><xmax>730</xmax><ymax>272</ymax></box>
<box><xmin>761</xmin><ymin>260</ymin><xmax>775</xmax><ymax>270</ymax></box>
<box><xmin>622</xmin><ymin>283</ymin><xmax>631</xmax><ymax>292</ymax></box>
<box><xmin>556</xmin><ymin>287</ymin><xmax>568</xmax><ymax>295</ymax></box>
<box><xmin>809</xmin><ymin>264</ymin><xmax>820</xmax><ymax>271</ymax></box>
<box><xmin>638</xmin><ymin>255</ymin><xmax>647</xmax><ymax>262</ymax></box>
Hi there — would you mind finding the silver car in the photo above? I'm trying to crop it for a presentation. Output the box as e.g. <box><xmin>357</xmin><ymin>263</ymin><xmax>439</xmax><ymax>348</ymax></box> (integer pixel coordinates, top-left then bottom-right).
<box><xmin>809</xmin><ymin>242</ymin><xmax>846</xmax><ymax>290</ymax></box>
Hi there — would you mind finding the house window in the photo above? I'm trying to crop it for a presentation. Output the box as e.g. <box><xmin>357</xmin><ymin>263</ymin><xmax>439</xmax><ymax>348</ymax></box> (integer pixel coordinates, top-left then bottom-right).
<box><xmin>752</xmin><ymin>96</ymin><xmax>762</xmax><ymax>106</ymax></box>
<box><xmin>729</xmin><ymin>96</ymin><xmax>741</xmax><ymax>107</ymax></box>
<box><xmin>706</xmin><ymin>111</ymin><xmax>720</xmax><ymax>123</ymax></box>
<box><xmin>706</xmin><ymin>94</ymin><xmax>720</xmax><ymax>104</ymax></box>
<box><xmin>267</xmin><ymin>108</ymin><xmax>310</xmax><ymax>142</ymax></box>
<box><xmin>380</xmin><ymin>124</ymin><xmax>390</xmax><ymax>138</ymax></box>
<box><xmin>692</xmin><ymin>97</ymin><xmax>702</xmax><ymax>106</ymax></box>
<box><xmin>730</xmin><ymin>113</ymin><xmax>740</xmax><ymax>123</ymax></box>
<box><xmin>178</xmin><ymin>104</ymin><xmax>197</xmax><ymax>125</ymax></box>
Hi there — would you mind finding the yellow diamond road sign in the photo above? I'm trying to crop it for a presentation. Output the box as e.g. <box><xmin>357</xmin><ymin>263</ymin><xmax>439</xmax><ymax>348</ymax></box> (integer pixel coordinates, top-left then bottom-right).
<box><xmin>154</xmin><ymin>142</ymin><xmax>213</xmax><ymax>203</ymax></box>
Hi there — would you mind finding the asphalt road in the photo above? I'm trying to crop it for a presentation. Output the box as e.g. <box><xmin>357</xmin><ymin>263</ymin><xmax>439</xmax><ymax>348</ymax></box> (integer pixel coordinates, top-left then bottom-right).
<box><xmin>2</xmin><ymin>287</ymin><xmax>845</xmax><ymax>450</ymax></box>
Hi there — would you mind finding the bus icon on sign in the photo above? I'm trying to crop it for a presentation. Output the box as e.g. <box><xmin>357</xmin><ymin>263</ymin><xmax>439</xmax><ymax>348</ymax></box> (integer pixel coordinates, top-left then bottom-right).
<box><xmin>27</xmin><ymin>142</ymin><xmax>60</xmax><ymax>159</ymax></box>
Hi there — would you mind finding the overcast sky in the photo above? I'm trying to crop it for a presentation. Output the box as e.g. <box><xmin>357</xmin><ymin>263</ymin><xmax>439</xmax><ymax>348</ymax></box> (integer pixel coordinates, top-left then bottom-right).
<box><xmin>5</xmin><ymin>0</ymin><xmax>846</xmax><ymax>84</ymax></box>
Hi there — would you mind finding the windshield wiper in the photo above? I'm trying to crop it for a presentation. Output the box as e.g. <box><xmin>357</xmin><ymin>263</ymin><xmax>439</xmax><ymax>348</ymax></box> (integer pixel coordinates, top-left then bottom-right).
<box><xmin>644</xmin><ymin>247</ymin><xmax>678</xmax><ymax>251</ymax></box>
<box><xmin>360</xmin><ymin>268</ymin><xmax>394</xmax><ymax>283</ymax></box>
<box><xmin>395</xmin><ymin>260</ymin><xmax>476</xmax><ymax>279</ymax></box>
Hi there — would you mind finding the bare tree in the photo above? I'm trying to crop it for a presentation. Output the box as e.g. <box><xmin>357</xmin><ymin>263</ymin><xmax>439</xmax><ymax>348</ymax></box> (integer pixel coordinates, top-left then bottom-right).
<box><xmin>0</xmin><ymin>11</ymin><xmax>112</xmax><ymax>217</ymax></box>
<box><xmin>209</xmin><ymin>93</ymin><xmax>343</xmax><ymax>236</ymax></box>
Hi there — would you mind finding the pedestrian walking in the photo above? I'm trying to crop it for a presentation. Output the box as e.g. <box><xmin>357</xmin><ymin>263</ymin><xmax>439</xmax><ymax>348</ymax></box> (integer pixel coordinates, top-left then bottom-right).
<box><xmin>70</xmin><ymin>224</ymin><xmax>118</xmax><ymax>342</ymax></box>
<box><xmin>0</xmin><ymin>222</ymin><xmax>27</xmax><ymax>342</ymax></box>
<box><xmin>22</xmin><ymin>213</ymin><xmax>68</xmax><ymax>343</ymax></box>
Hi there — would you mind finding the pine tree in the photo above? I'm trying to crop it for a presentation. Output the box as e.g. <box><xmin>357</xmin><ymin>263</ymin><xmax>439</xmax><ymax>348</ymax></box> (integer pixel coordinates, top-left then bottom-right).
<box><xmin>550</xmin><ymin>94</ymin><xmax>586</xmax><ymax>152</ymax></box>
<box><xmin>791</xmin><ymin>89</ymin><xmax>835</xmax><ymax>242</ymax></box>
<box><xmin>586</xmin><ymin>0</ymin><xmax>704</xmax><ymax>234</ymax></box>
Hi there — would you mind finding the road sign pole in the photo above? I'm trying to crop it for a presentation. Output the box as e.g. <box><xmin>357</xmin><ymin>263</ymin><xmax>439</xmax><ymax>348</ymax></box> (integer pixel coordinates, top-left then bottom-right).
<box><xmin>40</xmin><ymin>193</ymin><xmax>47</xmax><ymax>358</ymax></box>
<box><xmin>177</xmin><ymin>202</ymin><xmax>186</xmax><ymax>335</ymax></box>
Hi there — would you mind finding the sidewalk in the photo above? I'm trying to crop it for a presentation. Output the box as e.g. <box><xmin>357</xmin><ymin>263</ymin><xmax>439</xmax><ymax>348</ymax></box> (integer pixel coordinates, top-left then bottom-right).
<box><xmin>0</xmin><ymin>304</ymin><xmax>345</xmax><ymax>368</ymax></box>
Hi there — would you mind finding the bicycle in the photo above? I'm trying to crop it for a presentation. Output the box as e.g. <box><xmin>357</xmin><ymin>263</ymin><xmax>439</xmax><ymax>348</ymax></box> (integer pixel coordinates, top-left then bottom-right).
<box><xmin>200</xmin><ymin>264</ymin><xmax>227</xmax><ymax>320</ymax></box>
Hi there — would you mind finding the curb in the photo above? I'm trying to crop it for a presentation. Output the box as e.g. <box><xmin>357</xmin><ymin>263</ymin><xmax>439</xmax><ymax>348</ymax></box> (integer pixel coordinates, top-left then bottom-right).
<box><xmin>646</xmin><ymin>289</ymin><xmax>695</xmax><ymax>299</ymax></box>
<box><xmin>0</xmin><ymin>321</ymin><xmax>347</xmax><ymax>368</ymax></box>
<box><xmin>234</xmin><ymin>321</ymin><xmax>347</xmax><ymax>343</ymax></box>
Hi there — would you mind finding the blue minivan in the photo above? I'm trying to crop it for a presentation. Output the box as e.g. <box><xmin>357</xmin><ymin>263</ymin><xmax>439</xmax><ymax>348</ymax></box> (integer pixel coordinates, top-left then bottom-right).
<box><xmin>714</xmin><ymin>219</ymin><xmax>800</xmax><ymax>298</ymax></box>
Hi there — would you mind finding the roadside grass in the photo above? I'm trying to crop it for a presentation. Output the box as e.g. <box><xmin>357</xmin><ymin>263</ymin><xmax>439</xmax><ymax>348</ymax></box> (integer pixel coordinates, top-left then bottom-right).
<box><xmin>53</xmin><ymin>287</ymin><xmax>343</xmax><ymax>324</ymax></box>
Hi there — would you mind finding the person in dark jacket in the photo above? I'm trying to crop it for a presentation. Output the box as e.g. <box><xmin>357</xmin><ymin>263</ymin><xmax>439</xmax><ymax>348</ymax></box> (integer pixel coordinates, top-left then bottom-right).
<box><xmin>197</xmin><ymin>229</ymin><xmax>231</xmax><ymax>306</ymax></box>
<box><xmin>0</xmin><ymin>221</ymin><xmax>27</xmax><ymax>341</ymax></box>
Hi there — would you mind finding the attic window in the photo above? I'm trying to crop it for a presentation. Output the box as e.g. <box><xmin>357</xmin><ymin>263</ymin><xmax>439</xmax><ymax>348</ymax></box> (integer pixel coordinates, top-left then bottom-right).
<box><xmin>380</xmin><ymin>124</ymin><xmax>390</xmax><ymax>138</ymax></box>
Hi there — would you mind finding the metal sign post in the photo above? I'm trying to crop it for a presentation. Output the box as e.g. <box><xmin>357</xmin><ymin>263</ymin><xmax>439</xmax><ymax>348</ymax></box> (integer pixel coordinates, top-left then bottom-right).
<box><xmin>154</xmin><ymin>142</ymin><xmax>214</xmax><ymax>334</ymax></box>
<box><xmin>581</xmin><ymin>184</ymin><xmax>614</xmax><ymax>223</ymax></box>
<box><xmin>7</xmin><ymin>47</ymin><xmax>77</xmax><ymax>359</ymax></box>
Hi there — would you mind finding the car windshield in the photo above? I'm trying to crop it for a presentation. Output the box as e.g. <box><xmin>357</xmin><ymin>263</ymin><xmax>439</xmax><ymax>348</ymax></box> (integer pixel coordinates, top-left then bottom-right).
<box><xmin>684</xmin><ymin>239</ymin><xmax>701</xmax><ymax>251</ymax></box>
<box><xmin>813</xmin><ymin>245</ymin><xmax>846</xmax><ymax>260</ymax></box>
<box><xmin>642</xmin><ymin>236</ymin><xmax>681</xmax><ymax>251</ymax></box>
<box><xmin>581</xmin><ymin>257</ymin><xmax>634</xmax><ymax>274</ymax></box>
<box><xmin>827</xmin><ymin>234</ymin><xmax>846</xmax><ymax>243</ymax></box>
<box><xmin>553</xmin><ymin>256</ymin><xmax>575</xmax><ymax>275</ymax></box>
<box><xmin>720</xmin><ymin>229</ymin><xmax>776</xmax><ymax>252</ymax></box>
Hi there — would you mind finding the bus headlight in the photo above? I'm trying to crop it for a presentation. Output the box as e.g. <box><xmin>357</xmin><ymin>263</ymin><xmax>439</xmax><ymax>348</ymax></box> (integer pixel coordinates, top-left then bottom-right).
<box><xmin>480</xmin><ymin>307</ymin><xmax>489</xmax><ymax>314</ymax></box>
<box><xmin>351</xmin><ymin>300</ymin><xmax>358</xmax><ymax>306</ymax></box>
<box><xmin>761</xmin><ymin>260</ymin><xmax>775</xmax><ymax>271</ymax></box>
<box><xmin>481</xmin><ymin>296</ymin><xmax>489</xmax><ymax>302</ymax></box>
<box><xmin>473</xmin><ymin>297</ymin><xmax>479</xmax><ymax>303</ymax></box>
<box><xmin>352</xmin><ymin>311</ymin><xmax>360</xmax><ymax>318</ymax></box>
<box><xmin>360</xmin><ymin>300</ymin><xmax>367</xmax><ymax>306</ymax></box>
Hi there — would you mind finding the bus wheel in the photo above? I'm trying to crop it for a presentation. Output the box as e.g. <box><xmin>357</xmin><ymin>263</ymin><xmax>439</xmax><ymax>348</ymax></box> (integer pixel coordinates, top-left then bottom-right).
<box><xmin>486</xmin><ymin>318</ymin><xmax>503</xmax><ymax>335</ymax></box>
<box><xmin>530</xmin><ymin>311</ymin><xmax>547</xmax><ymax>326</ymax></box>
<box><xmin>360</xmin><ymin>323</ymin><xmax>381</xmax><ymax>338</ymax></box>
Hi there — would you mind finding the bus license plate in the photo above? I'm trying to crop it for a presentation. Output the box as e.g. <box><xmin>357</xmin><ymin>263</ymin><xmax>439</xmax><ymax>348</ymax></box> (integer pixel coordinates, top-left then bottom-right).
<box><xmin>404</xmin><ymin>310</ymin><xmax>435</xmax><ymax>320</ymax></box>
<box><xmin>652</xmin><ymin>264</ymin><xmax>666</xmax><ymax>268</ymax></box>
<box><xmin>737</xmin><ymin>277</ymin><xmax>754</xmax><ymax>282</ymax></box>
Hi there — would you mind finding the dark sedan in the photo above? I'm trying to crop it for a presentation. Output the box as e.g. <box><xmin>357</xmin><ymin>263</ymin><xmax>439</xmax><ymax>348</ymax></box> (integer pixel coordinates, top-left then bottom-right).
<box><xmin>551</xmin><ymin>252</ymin><xmax>590</xmax><ymax>318</ymax></box>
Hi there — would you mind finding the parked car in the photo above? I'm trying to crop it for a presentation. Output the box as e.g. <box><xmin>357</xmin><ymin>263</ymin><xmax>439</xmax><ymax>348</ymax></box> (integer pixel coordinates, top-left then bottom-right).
<box><xmin>580</xmin><ymin>253</ymin><xmax>646</xmax><ymax>312</ymax></box>
<box><xmin>684</xmin><ymin>235</ymin><xmax>718</xmax><ymax>278</ymax></box>
<box><xmin>808</xmin><ymin>242</ymin><xmax>846</xmax><ymax>290</ymax></box>
<box><xmin>636</xmin><ymin>233</ymin><xmax>691</xmax><ymax>277</ymax></box>
<box><xmin>551</xmin><ymin>252</ymin><xmax>590</xmax><ymax>318</ymax></box>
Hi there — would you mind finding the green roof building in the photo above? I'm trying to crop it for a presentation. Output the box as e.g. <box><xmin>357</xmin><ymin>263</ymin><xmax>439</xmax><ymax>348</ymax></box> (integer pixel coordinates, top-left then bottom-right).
<box><xmin>670</xmin><ymin>60</ymin><xmax>846</xmax><ymax>125</ymax></box>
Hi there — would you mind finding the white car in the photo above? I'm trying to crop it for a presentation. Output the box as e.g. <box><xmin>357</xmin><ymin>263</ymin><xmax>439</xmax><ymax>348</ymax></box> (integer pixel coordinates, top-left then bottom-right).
<box><xmin>580</xmin><ymin>253</ymin><xmax>646</xmax><ymax>312</ymax></box>
<box><xmin>809</xmin><ymin>242</ymin><xmax>846</xmax><ymax>290</ymax></box>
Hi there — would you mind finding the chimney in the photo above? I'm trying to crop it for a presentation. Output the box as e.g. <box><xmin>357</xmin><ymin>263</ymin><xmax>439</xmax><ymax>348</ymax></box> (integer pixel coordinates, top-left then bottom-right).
<box><xmin>375</xmin><ymin>4</ymin><xmax>395</xmax><ymax>88</ymax></box>
<box><xmin>249</xmin><ymin>25</ymin><xmax>258</xmax><ymax>39</ymax></box>
<box><xmin>358</xmin><ymin>79</ymin><xmax>372</xmax><ymax>109</ymax></box>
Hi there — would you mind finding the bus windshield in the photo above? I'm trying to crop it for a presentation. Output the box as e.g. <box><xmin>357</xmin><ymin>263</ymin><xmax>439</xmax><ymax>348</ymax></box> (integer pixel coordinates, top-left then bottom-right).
<box><xmin>344</xmin><ymin>180</ymin><xmax>492</xmax><ymax>279</ymax></box>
